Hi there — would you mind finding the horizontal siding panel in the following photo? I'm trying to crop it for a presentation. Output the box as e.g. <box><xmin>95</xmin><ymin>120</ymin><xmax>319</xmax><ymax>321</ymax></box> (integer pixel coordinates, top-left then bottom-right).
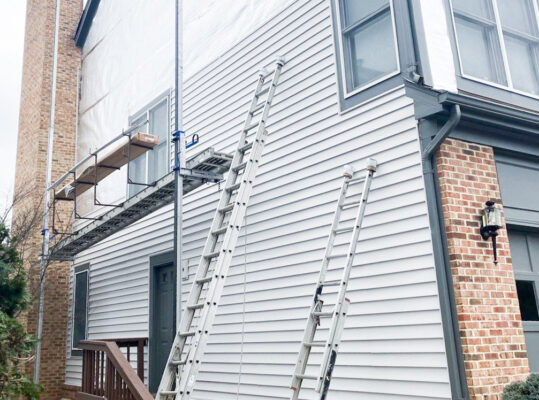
<box><xmin>66</xmin><ymin>0</ymin><xmax>451</xmax><ymax>398</ymax></box>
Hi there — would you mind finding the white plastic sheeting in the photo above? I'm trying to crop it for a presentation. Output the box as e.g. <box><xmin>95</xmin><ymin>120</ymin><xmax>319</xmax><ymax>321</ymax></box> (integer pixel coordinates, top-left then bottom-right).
<box><xmin>77</xmin><ymin>0</ymin><xmax>292</xmax><ymax>216</ymax></box>
<box><xmin>414</xmin><ymin>0</ymin><xmax>458</xmax><ymax>92</ymax></box>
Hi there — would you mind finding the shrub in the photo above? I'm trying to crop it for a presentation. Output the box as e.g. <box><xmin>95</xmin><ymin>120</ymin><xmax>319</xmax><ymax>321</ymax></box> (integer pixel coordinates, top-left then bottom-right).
<box><xmin>504</xmin><ymin>374</ymin><xmax>539</xmax><ymax>400</ymax></box>
<box><xmin>0</xmin><ymin>223</ymin><xmax>42</xmax><ymax>399</ymax></box>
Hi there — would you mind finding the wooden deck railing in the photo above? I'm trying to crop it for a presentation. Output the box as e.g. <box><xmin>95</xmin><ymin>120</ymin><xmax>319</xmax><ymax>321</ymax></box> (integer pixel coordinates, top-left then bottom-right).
<box><xmin>77</xmin><ymin>339</ymin><xmax>153</xmax><ymax>400</ymax></box>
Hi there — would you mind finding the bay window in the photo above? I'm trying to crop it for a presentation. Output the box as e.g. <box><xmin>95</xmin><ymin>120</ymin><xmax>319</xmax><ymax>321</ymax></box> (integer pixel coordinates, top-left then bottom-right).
<box><xmin>450</xmin><ymin>0</ymin><xmax>539</xmax><ymax>96</ymax></box>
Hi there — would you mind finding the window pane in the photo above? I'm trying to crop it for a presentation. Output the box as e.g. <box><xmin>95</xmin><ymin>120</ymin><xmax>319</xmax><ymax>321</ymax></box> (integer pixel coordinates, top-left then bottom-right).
<box><xmin>129</xmin><ymin>154</ymin><xmax>146</xmax><ymax>197</ymax></box>
<box><xmin>497</xmin><ymin>0</ymin><xmax>537</xmax><ymax>36</ymax></box>
<box><xmin>504</xmin><ymin>35</ymin><xmax>539</xmax><ymax>94</ymax></box>
<box><xmin>348</xmin><ymin>10</ymin><xmax>398</xmax><ymax>89</ymax></box>
<box><xmin>149</xmin><ymin>142</ymin><xmax>168</xmax><ymax>183</ymax></box>
<box><xmin>452</xmin><ymin>0</ymin><xmax>494</xmax><ymax>19</ymax></box>
<box><xmin>516</xmin><ymin>280</ymin><xmax>539</xmax><ymax>321</ymax></box>
<box><xmin>148</xmin><ymin>100</ymin><xmax>169</xmax><ymax>182</ymax></box>
<box><xmin>73</xmin><ymin>271</ymin><xmax>88</xmax><ymax>349</ymax></box>
<box><xmin>454</xmin><ymin>17</ymin><xmax>506</xmax><ymax>84</ymax></box>
<box><xmin>343</xmin><ymin>0</ymin><xmax>389</xmax><ymax>26</ymax></box>
<box><xmin>128</xmin><ymin>115</ymin><xmax>149</xmax><ymax>197</ymax></box>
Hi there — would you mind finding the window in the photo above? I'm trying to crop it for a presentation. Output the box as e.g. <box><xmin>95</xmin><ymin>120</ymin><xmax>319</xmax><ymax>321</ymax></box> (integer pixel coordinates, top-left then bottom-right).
<box><xmin>516</xmin><ymin>280</ymin><xmax>539</xmax><ymax>321</ymax></box>
<box><xmin>72</xmin><ymin>264</ymin><xmax>89</xmax><ymax>354</ymax></box>
<box><xmin>128</xmin><ymin>97</ymin><xmax>170</xmax><ymax>197</ymax></box>
<box><xmin>336</xmin><ymin>0</ymin><xmax>400</xmax><ymax>95</ymax></box>
<box><xmin>450</xmin><ymin>0</ymin><xmax>539</xmax><ymax>96</ymax></box>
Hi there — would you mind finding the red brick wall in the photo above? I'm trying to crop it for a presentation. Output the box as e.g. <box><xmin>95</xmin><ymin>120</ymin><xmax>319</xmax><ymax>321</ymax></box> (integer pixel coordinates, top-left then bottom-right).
<box><xmin>436</xmin><ymin>138</ymin><xmax>530</xmax><ymax>399</ymax></box>
<box><xmin>13</xmin><ymin>0</ymin><xmax>82</xmax><ymax>398</ymax></box>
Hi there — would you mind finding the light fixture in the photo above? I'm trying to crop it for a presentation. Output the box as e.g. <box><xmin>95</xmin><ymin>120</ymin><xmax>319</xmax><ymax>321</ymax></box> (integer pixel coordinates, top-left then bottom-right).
<box><xmin>480</xmin><ymin>200</ymin><xmax>502</xmax><ymax>264</ymax></box>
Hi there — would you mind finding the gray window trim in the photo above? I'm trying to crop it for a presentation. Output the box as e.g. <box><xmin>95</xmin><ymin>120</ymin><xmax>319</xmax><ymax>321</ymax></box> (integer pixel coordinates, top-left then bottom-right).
<box><xmin>71</xmin><ymin>263</ymin><xmax>90</xmax><ymax>357</ymax></box>
<box><xmin>330</xmin><ymin>0</ymin><xmax>418</xmax><ymax>111</ymax></box>
<box><xmin>444</xmin><ymin>0</ymin><xmax>539</xmax><ymax>110</ymax></box>
<box><xmin>127</xmin><ymin>90</ymin><xmax>172</xmax><ymax>197</ymax></box>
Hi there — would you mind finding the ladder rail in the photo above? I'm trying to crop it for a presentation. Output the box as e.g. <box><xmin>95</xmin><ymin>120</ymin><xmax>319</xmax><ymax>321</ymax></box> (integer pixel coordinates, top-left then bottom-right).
<box><xmin>176</xmin><ymin>128</ymin><xmax>269</xmax><ymax>396</ymax></box>
<box><xmin>176</xmin><ymin>62</ymin><xmax>284</xmax><ymax>397</ymax></box>
<box><xmin>316</xmin><ymin>160</ymin><xmax>376</xmax><ymax>394</ymax></box>
<box><xmin>289</xmin><ymin>159</ymin><xmax>377</xmax><ymax>400</ymax></box>
<box><xmin>290</xmin><ymin>167</ymin><xmax>353</xmax><ymax>398</ymax></box>
<box><xmin>155</xmin><ymin>57</ymin><xmax>285</xmax><ymax>400</ymax></box>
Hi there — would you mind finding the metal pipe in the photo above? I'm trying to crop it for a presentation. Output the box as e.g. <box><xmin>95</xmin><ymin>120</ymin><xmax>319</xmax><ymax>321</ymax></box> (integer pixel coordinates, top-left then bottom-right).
<box><xmin>174</xmin><ymin>0</ymin><xmax>185</xmax><ymax>325</ymax></box>
<box><xmin>419</xmin><ymin>105</ymin><xmax>468</xmax><ymax>399</ymax></box>
<box><xmin>35</xmin><ymin>0</ymin><xmax>61</xmax><ymax>384</ymax></box>
<box><xmin>422</xmin><ymin>105</ymin><xmax>461</xmax><ymax>160</ymax></box>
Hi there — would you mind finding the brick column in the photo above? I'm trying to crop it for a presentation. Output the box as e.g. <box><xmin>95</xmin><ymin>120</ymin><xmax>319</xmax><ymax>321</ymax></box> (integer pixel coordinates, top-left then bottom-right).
<box><xmin>436</xmin><ymin>138</ymin><xmax>530</xmax><ymax>399</ymax></box>
<box><xmin>13</xmin><ymin>1</ymin><xmax>82</xmax><ymax>398</ymax></box>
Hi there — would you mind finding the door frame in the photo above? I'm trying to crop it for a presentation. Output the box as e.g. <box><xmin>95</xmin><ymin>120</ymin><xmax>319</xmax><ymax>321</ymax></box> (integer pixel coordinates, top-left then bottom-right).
<box><xmin>149</xmin><ymin>251</ymin><xmax>176</xmax><ymax>392</ymax></box>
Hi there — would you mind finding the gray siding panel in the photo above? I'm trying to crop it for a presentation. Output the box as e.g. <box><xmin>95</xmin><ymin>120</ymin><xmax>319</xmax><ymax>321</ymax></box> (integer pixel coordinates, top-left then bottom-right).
<box><xmin>66</xmin><ymin>0</ymin><xmax>451</xmax><ymax>397</ymax></box>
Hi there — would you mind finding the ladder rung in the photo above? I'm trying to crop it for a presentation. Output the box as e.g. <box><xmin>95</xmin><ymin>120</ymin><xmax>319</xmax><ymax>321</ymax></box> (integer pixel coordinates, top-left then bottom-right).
<box><xmin>257</xmin><ymin>86</ymin><xmax>270</xmax><ymax>97</ymax></box>
<box><xmin>212</xmin><ymin>226</ymin><xmax>228</xmax><ymax>236</ymax></box>
<box><xmin>304</xmin><ymin>341</ymin><xmax>326</xmax><ymax>347</ymax></box>
<box><xmin>219</xmin><ymin>203</ymin><xmax>234</xmax><ymax>213</ymax></box>
<box><xmin>232</xmin><ymin>162</ymin><xmax>247</xmax><ymax>173</ymax></box>
<box><xmin>204</xmin><ymin>250</ymin><xmax>220</xmax><ymax>259</ymax></box>
<box><xmin>239</xmin><ymin>141</ymin><xmax>253</xmax><ymax>152</ymax></box>
<box><xmin>170</xmin><ymin>358</ymin><xmax>186</xmax><ymax>366</ymax></box>
<box><xmin>342</xmin><ymin>199</ymin><xmax>361</xmax><ymax>208</ymax></box>
<box><xmin>295</xmin><ymin>374</ymin><xmax>317</xmax><ymax>380</ymax></box>
<box><xmin>327</xmin><ymin>253</ymin><xmax>347</xmax><ymax>259</ymax></box>
<box><xmin>333</xmin><ymin>226</ymin><xmax>353</xmax><ymax>234</ymax></box>
<box><xmin>196</xmin><ymin>276</ymin><xmax>213</xmax><ymax>285</ymax></box>
<box><xmin>251</xmin><ymin>102</ymin><xmax>265</xmax><ymax>113</ymax></box>
<box><xmin>312</xmin><ymin>311</ymin><xmax>333</xmax><ymax>318</ymax></box>
<box><xmin>188</xmin><ymin>302</ymin><xmax>205</xmax><ymax>310</ymax></box>
<box><xmin>179</xmin><ymin>331</ymin><xmax>195</xmax><ymax>337</ymax></box>
<box><xmin>226</xmin><ymin>182</ymin><xmax>241</xmax><ymax>192</ymax></box>
<box><xmin>323</xmin><ymin>280</ymin><xmax>341</xmax><ymax>287</ymax></box>
<box><xmin>159</xmin><ymin>391</ymin><xmax>179</xmax><ymax>396</ymax></box>
<box><xmin>244</xmin><ymin>121</ymin><xmax>259</xmax><ymax>131</ymax></box>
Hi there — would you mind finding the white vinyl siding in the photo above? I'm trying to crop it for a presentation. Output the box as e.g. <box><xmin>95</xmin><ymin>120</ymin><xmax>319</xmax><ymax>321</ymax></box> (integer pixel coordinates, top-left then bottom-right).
<box><xmin>66</xmin><ymin>1</ymin><xmax>451</xmax><ymax>398</ymax></box>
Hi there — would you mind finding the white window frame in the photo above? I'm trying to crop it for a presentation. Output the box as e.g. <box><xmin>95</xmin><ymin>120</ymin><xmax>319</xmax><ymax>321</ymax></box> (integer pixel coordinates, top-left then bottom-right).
<box><xmin>449</xmin><ymin>0</ymin><xmax>539</xmax><ymax>99</ymax></box>
<box><xmin>334</xmin><ymin>0</ymin><xmax>401</xmax><ymax>98</ymax></box>
<box><xmin>71</xmin><ymin>265</ymin><xmax>89</xmax><ymax>353</ymax></box>
<box><xmin>128</xmin><ymin>95</ymin><xmax>171</xmax><ymax>197</ymax></box>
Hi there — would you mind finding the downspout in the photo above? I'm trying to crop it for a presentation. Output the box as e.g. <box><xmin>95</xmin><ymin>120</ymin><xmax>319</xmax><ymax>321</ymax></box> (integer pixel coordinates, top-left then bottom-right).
<box><xmin>421</xmin><ymin>104</ymin><xmax>468</xmax><ymax>399</ymax></box>
<box><xmin>35</xmin><ymin>0</ymin><xmax>61</xmax><ymax>384</ymax></box>
<box><xmin>173</xmin><ymin>0</ymin><xmax>185</xmax><ymax>326</ymax></box>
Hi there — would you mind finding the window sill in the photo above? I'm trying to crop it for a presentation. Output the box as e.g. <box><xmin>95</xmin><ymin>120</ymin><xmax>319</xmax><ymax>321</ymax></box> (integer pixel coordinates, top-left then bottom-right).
<box><xmin>457</xmin><ymin>75</ymin><xmax>539</xmax><ymax>112</ymax></box>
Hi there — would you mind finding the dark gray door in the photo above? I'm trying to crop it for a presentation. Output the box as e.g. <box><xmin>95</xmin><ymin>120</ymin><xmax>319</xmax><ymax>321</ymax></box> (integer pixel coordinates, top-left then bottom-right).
<box><xmin>150</xmin><ymin>257</ymin><xmax>176</xmax><ymax>393</ymax></box>
<box><xmin>508</xmin><ymin>229</ymin><xmax>539</xmax><ymax>372</ymax></box>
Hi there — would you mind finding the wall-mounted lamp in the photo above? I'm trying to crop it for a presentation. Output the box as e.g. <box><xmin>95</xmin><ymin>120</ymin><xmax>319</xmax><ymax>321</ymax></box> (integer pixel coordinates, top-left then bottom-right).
<box><xmin>480</xmin><ymin>200</ymin><xmax>502</xmax><ymax>264</ymax></box>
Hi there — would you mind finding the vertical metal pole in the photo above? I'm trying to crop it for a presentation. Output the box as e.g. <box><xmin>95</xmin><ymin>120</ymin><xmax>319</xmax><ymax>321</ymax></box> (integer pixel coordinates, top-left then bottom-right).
<box><xmin>35</xmin><ymin>0</ymin><xmax>61</xmax><ymax>384</ymax></box>
<box><xmin>174</xmin><ymin>0</ymin><xmax>185</xmax><ymax>326</ymax></box>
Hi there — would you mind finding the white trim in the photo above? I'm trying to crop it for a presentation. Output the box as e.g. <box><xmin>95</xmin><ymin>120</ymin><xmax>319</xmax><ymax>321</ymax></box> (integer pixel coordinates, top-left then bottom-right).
<box><xmin>492</xmin><ymin>0</ymin><xmax>513</xmax><ymax>88</ymax></box>
<box><xmin>334</xmin><ymin>0</ymin><xmax>401</xmax><ymax>98</ymax></box>
<box><xmin>71</xmin><ymin>267</ymin><xmax>89</xmax><ymax>352</ymax></box>
<box><xmin>449</xmin><ymin>0</ymin><xmax>539</xmax><ymax>99</ymax></box>
<box><xmin>460</xmin><ymin>73</ymin><xmax>539</xmax><ymax>100</ymax></box>
<box><xmin>128</xmin><ymin>95</ymin><xmax>171</xmax><ymax>198</ymax></box>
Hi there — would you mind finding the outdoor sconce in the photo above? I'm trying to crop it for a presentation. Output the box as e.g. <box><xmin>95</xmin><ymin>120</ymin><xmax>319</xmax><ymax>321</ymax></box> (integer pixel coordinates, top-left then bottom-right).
<box><xmin>480</xmin><ymin>200</ymin><xmax>502</xmax><ymax>264</ymax></box>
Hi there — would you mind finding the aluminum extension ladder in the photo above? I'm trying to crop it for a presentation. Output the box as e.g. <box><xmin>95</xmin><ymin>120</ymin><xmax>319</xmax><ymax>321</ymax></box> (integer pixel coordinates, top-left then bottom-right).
<box><xmin>156</xmin><ymin>57</ymin><xmax>286</xmax><ymax>400</ymax></box>
<box><xmin>290</xmin><ymin>159</ymin><xmax>377</xmax><ymax>400</ymax></box>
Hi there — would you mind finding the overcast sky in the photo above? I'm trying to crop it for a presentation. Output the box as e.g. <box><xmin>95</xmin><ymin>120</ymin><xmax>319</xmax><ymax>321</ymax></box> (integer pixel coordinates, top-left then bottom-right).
<box><xmin>0</xmin><ymin>1</ymin><xmax>26</xmax><ymax>215</ymax></box>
